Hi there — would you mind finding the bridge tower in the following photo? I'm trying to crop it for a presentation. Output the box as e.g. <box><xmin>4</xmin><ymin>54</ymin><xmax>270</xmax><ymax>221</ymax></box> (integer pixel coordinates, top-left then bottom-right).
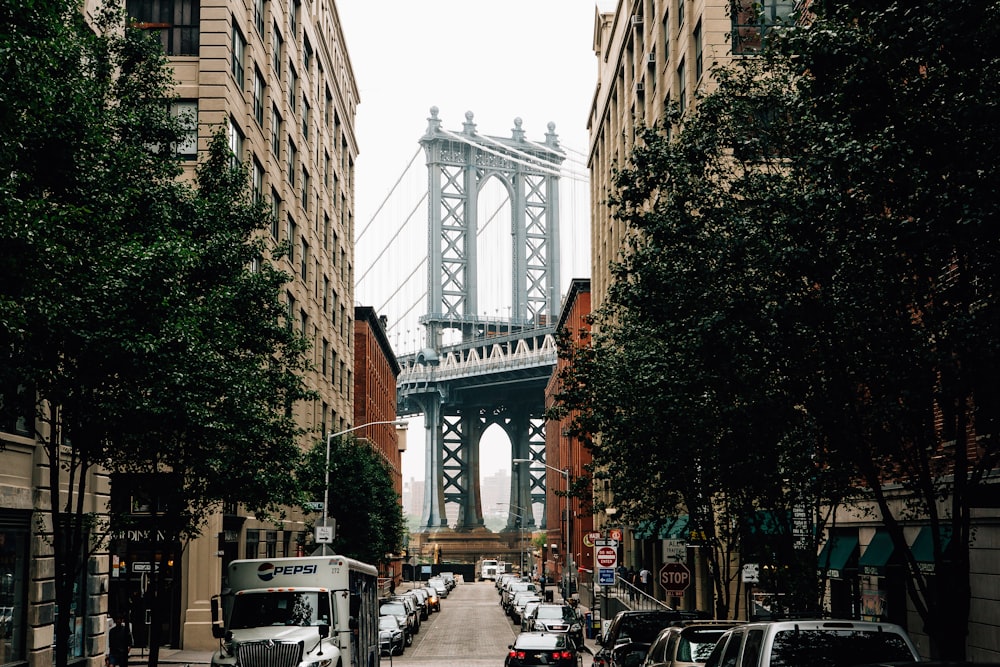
<box><xmin>401</xmin><ymin>108</ymin><xmax>564</xmax><ymax>539</ymax></box>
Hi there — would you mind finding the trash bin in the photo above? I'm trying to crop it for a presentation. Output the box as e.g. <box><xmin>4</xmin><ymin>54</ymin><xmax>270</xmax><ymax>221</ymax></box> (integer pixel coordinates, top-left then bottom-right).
<box><xmin>545</xmin><ymin>590</ymin><xmax>554</xmax><ymax>602</ymax></box>
<box><xmin>585</xmin><ymin>612</ymin><xmax>601</xmax><ymax>639</ymax></box>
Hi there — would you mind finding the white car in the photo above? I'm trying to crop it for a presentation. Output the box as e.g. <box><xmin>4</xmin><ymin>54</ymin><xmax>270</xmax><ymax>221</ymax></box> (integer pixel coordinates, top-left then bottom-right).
<box><xmin>703</xmin><ymin>619</ymin><xmax>919</xmax><ymax>667</ymax></box>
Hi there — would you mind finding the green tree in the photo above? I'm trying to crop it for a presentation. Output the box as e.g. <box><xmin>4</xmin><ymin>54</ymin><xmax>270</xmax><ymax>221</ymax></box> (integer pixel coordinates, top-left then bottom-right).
<box><xmin>553</xmin><ymin>0</ymin><xmax>1000</xmax><ymax>654</ymax></box>
<box><xmin>0</xmin><ymin>3</ymin><xmax>313</xmax><ymax>666</ymax></box>
<box><xmin>299</xmin><ymin>435</ymin><xmax>405</xmax><ymax>565</ymax></box>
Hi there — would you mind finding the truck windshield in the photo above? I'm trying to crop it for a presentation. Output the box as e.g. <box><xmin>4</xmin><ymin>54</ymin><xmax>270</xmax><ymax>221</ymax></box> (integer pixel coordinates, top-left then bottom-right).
<box><xmin>229</xmin><ymin>592</ymin><xmax>331</xmax><ymax>629</ymax></box>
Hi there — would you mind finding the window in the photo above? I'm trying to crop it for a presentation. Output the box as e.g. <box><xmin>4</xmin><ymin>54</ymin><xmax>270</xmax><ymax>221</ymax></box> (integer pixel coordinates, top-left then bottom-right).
<box><xmin>290</xmin><ymin>0</ymin><xmax>301</xmax><ymax>37</ymax></box>
<box><xmin>265</xmin><ymin>531</ymin><xmax>277</xmax><ymax>558</ymax></box>
<box><xmin>694</xmin><ymin>20</ymin><xmax>703</xmax><ymax>80</ymax></box>
<box><xmin>272</xmin><ymin>25</ymin><xmax>283</xmax><ymax>75</ymax></box>
<box><xmin>252</xmin><ymin>158</ymin><xmax>264</xmax><ymax>202</ymax></box>
<box><xmin>270</xmin><ymin>189</ymin><xmax>281</xmax><ymax>239</ymax></box>
<box><xmin>253</xmin><ymin>68</ymin><xmax>265</xmax><ymax>126</ymax></box>
<box><xmin>245</xmin><ymin>529</ymin><xmax>260</xmax><ymax>558</ymax></box>
<box><xmin>253</xmin><ymin>0</ymin><xmax>265</xmax><ymax>35</ymax></box>
<box><xmin>231</xmin><ymin>21</ymin><xmax>245</xmax><ymax>85</ymax></box>
<box><xmin>170</xmin><ymin>100</ymin><xmax>198</xmax><ymax>158</ymax></box>
<box><xmin>677</xmin><ymin>57</ymin><xmax>687</xmax><ymax>110</ymax></box>
<box><xmin>678</xmin><ymin>0</ymin><xmax>684</xmax><ymax>27</ymax></box>
<box><xmin>300</xmin><ymin>239</ymin><xmax>308</xmax><ymax>280</ymax></box>
<box><xmin>285</xmin><ymin>293</ymin><xmax>295</xmax><ymax>331</ymax></box>
<box><xmin>289</xmin><ymin>66</ymin><xmax>298</xmax><ymax>111</ymax></box>
<box><xmin>301</xmin><ymin>167</ymin><xmax>310</xmax><ymax>210</ymax></box>
<box><xmin>732</xmin><ymin>0</ymin><xmax>795</xmax><ymax>55</ymax></box>
<box><xmin>303</xmin><ymin>37</ymin><xmax>313</xmax><ymax>72</ymax></box>
<box><xmin>322</xmin><ymin>339</ymin><xmax>329</xmax><ymax>375</ymax></box>
<box><xmin>287</xmin><ymin>217</ymin><xmax>297</xmax><ymax>261</ymax></box>
<box><xmin>302</xmin><ymin>99</ymin><xmax>310</xmax><ymax>140</ymax></box>
<box><xmin>0</xmin><ymin>515</ymin><xmax>30</xmax><ymax>663</ymax></box>
<box><xmin>300</xmin><ymin>309</ymin><xmax>308</xmax><ymax>335</ymax></box>
<box><xmin>271</xmin><ymin>105</ymin><xmax>282</xmax><ymax>156</ymax></box>
<box><xmin>323</xmin><ymin>276</ymin><xmax>329</xmax><ymax>311</ymax></box>
<box><xmin>228</xmin><ymin>117</ymin><xmax>244</xmax><ymax>166</ymax></box>
<box><xmin>324</xmin><ymin>151</ymin><xmax>330</xmax><ymax>186</ymax></box>
<box><xmin>325</xmin><ymin>89</ymin><xmax>333</xmax><ymax>127</ymax></box>
<box><xmin>127</xmin><ymin>0</ymin><xmax>199</xmax><ymax>56</ymax></box>
<box><xmin>288</xmin><ymin>139</ymin><xmax>297</xmax><ymax>185</ymax></box>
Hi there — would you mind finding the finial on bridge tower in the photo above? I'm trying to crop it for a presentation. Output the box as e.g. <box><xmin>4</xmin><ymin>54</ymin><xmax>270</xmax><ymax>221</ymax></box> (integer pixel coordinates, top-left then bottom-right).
<box><xmin>511</xmin><ymin>117</ymin><xmax>526</xmax><ymax>142</ymax></box>
<box><xmin>545</xmin><ymin>121</ymin><xmax>560</xmax><ymax>148</ymax></box>
<box><xmin>463</xmin><ymin>110</ymin><xmax>477</xmax><ymax>135</ymax></box>
<box><xmin>425</xmin><ymin>106</ymin><xmax>442</xmax><ymax>137</ymax></box>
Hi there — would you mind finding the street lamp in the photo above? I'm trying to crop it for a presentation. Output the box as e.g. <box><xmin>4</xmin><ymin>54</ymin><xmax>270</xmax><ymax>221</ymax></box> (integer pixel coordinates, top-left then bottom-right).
<box><xmin>497</xmin><ymin>502</ymin><xmax>529</xmax><ymax>574</ymax></box>
<box><xmin>513</xmin><ymin>458</ymin><xmax>570</xmax><ymax>600</ymax></box>
<box><xmin>319</xmin><ymin>420</ymin><xmax>408</xmax><ymax>552</ymax></box>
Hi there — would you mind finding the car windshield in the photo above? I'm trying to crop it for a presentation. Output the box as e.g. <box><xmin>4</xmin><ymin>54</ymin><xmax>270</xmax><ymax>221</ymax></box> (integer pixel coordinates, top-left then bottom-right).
<box><xmin>619</xmin><ymin>614</ymin><xmax>679</xmax><ymax>643</ymax></box>
<box><xmin>379</xmin><ymin>617</ymin><xmax>399</xmax><ymax>631</ymax></box>
<box><xmin>229</xmin><ymin>591</ymin><xmax>331</xmax><ymax>629</ymax></box>
<box><xmin>677</xmin><ymin>629</ymin><xmax>727</xmax><ymax>662</ymax></box>
<box><xmin>537</xmin><ymin>606</ymin><xmax>575</xmax><ymax>621</ymax></box>
<box><xmin>770</xmin><ymin>629</ymin><xmax>914</xmax><ymax>667</ymax></box>
<box><xmin>515</xmin><ymin>633</ymin><xmax>568</xmax><ymax>650</ymax></box>
<box><xmin>380</xmin><ymin>602</ymin><xmax>406</xmax><ymax>616</ymax></box>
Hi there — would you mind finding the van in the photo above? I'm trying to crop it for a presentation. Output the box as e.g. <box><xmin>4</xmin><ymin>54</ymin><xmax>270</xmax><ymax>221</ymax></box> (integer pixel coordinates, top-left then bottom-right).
<box><xmin>703</xmin><ymin>619</ymin><xmax>919</xmax><ymax>667</ymax></box>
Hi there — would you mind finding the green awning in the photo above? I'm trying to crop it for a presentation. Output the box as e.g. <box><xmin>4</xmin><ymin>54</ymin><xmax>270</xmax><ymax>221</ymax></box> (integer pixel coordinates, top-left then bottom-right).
<box><xmin>658</xmin><ymin>515</ymin><xmax>689</xmax><ymax>540</ymax></box>
<box><xmin>911</xmin><ymin>525</ymin><xmax>953</xmax><ymax>573</ymax></box>
<box><xmin>633</xmin><ymin>520</ymin><xmax>657</xmax><ymax>540</ymax></box>
<box><xmin>817</xmin><ymin>533</ymin><xmax>859</xmax><ymax>580</ymax></box>
<box><xmin>858</xmin><ymin>530</ymin><xmax>896</xmax><ymax>577</ymax></box>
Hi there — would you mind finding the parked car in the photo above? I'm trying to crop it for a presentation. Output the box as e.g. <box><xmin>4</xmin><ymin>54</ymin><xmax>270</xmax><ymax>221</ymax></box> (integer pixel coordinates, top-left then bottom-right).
<box><xmin>421</xmin><ymin>586</ymin><xmax>441</xmax><ymax>612</ymax></box>
<box><xmin>390</xmin><ymin>594</ymin><xmax>421</xmax><ymax>633</ymax></box>
<box><xmin>703</xmin><ymin>619</ymin><xmax>920</xmax><ymax>667</ymax></box>
<box><xmin>440</xmin><ymin>571</ymin><xmax>457</xmax><ymax>589</ymax></box>
<box><xmin>378</xmin><ymin>615</ymin><xmax>406</xmax><ymax>656</ymax></box>
<box><xmin>379</xmin><ymin>600</ymin><xmax>414</xmax><ymax>645</ymax></box>
<box><xmin>427</xmin><ymin>577</ymin><xmax>449</xmax><ymax>598</ymax></box>
<box><xmin>527</xmin><ymin>603</ymin><xmax>585</xmax><ymax>647</ymax></box>
<box><xmin>511</xmin><ymin>593</ymin><xmax>542</xmax><ymax>624</ymax></box>
<box><xmin>399</xmin><ymin>589</ymin><xmax>428</xmax><ymax>620</ymax></box>
<box><xmin>503</xmin><ymin>581</ymin><xmax>538</xmax><ymax>612</ymax></box>
<box><xmin>594</xmin><ymin>610</ymin><xmax>707</xmax><ymax>667</ymax></box>
<box><xmin>521</xmin><ymin>600</ymin><xmax>542</xmax><ymax>632</ymax></box>
<box><xmin>507</xmin><ymin>631</ymin><xmax>581</xmax><ymax>667</ymax></box>
<box><xmin>642</xmin><ymin>621</ymin><xmax>743</xmax><ymax>667</ymax></box>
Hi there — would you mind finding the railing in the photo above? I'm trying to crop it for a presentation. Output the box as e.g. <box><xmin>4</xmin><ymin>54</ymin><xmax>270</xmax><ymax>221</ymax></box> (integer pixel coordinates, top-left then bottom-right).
<box><xmin>577</xmin><ymin>569</ymin><xmax>672</xmax><ymax>616</ymax></box>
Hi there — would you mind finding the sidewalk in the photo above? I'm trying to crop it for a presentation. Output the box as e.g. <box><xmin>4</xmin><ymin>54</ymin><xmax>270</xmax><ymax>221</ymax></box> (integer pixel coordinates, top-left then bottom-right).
<box><xmin>130</xmin><ymin>647</ymin><xmax>214</xmax><ymax>666</ymax></box>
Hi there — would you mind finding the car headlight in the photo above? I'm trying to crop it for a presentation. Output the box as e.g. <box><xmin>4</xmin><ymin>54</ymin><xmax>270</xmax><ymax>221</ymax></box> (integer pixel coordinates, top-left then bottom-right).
<box><xmin>571</xmin><ymin>623</ymin><xmax>582</xmax><ymax>631</ymax></box>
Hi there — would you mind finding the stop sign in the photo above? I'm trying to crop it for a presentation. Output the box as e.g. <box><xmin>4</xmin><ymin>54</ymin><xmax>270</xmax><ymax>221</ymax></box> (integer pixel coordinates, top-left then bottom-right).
<box><xmin>659</xmin><ymin>562</ymin><xmax>691</xmax><ymax>594</ymax></box>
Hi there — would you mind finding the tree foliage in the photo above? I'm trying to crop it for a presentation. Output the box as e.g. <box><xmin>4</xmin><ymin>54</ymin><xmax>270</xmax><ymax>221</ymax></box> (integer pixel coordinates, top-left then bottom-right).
<box><xmin>0</xmin><ymin>2</ymin><xmax>313</xmax><ymax>665</ymax></box>
<box><xmin>552</xmin><ymin>0</ymin><xmax>1000</xmax><ymax>651</ymax></box>
<box><xmin>299</xmin><ymin>436</ymin><xmax>406</xmax><ymax>565</ymax></box>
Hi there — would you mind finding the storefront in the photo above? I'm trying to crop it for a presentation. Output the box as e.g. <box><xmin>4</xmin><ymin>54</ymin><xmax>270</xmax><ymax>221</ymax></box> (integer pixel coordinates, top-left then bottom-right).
<box><xmin>859</xmin><ymin>529</ymin><xmax>907</xmax><ymax>627</ymax></box>
<box><xmin>0</xmin><ymin>511</ymin><xmax>30</xmax><ymax>665</ymax></box>
<box><xmin>817</xmin><ymin>531</ymin><xmax>860</xmax><ymax>619</ymax></box>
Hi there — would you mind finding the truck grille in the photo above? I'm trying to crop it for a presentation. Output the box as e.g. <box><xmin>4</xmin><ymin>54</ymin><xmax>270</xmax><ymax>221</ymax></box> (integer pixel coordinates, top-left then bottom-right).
<box><xmin>236</xmin><ymin>640</ymin><xmax>303</xmax><ymax>667</ymax></box>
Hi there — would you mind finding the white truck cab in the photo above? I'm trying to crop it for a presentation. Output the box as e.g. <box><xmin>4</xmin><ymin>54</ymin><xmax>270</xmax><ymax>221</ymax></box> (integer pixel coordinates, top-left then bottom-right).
<box><xmin>210</xmin><ymin>556</ymin><xmax>380</xmax><ymax>667</ymax></box>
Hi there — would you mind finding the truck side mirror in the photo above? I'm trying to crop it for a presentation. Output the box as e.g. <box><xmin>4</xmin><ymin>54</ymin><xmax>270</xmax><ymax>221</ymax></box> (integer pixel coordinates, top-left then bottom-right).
<box><xmin>210</xmin><ymin>595</ymin><xmax>226</xmax><ymax>639</ymax></box>
<box><xmin>318</xmin><ymin>623</ymin><xmax>330</xmax><ymax>639</ymax></box>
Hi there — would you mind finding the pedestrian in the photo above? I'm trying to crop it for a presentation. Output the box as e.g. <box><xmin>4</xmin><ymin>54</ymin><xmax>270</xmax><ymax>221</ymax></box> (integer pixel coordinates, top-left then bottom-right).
<box><xmin>389</xmin><ymin>576</ymin><xmax>396</xmax><ymax>595</ymax></box>
<box><xmin>639</xmin><ymin>565</ymin><xmax>652</xmax><ymax>595</ymax></box>
<box><xmin>626</xmin><ymin>567</ymin><xmax>637</xmax><ymax>601</ymax></box>
<box><xmin>108</xmin><ymin>614</ymin><xmax>132</xmax><ymax>667</ymax></box>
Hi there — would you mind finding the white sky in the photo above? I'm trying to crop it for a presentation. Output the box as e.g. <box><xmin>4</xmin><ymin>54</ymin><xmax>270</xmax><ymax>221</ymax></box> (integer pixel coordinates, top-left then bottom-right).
<box><xmin>338</xmin><ymin>1</ymin><xmax>602</xmax><ymax>482</ymax></box>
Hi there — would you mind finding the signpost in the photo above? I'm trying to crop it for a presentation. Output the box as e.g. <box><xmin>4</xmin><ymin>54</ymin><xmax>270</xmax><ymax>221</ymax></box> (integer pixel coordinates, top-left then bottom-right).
<box><xmin>598</xmin><ymin>567</ymin><xmax>616</xmax><ymax>585</ymax></box>
<box><xmin>595</xmin><ymin>546</ymin><xmax>618</xmax><ymax>568</ymax></box>
<box><xmin>659</xmin><ymin>562</ymin><xmax>691</xmax><ymax>597</ymax></box>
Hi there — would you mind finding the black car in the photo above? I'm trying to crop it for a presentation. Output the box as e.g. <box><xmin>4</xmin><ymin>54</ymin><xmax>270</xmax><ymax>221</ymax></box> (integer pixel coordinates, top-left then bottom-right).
<box><xmin>378</xmin><ymin>615</ymin><xmax>405</xmax><ymax>656</ymax></box>
<box><xmin>507</xmin><ymin>632</ymin><xmax>580</xmax><ymax>667</ymax></box>
<box><xmin>594</xmin><ymin>610</ymin><xmax>707</xmax><ymax>667</ymax></box>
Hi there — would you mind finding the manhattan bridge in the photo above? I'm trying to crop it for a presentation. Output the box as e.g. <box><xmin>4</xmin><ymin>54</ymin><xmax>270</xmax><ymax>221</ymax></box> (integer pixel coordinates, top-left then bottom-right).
<box><xmin>355</xmin><ymin>107</ymin><xmax>590</xmax><ymax>551</ymax></box>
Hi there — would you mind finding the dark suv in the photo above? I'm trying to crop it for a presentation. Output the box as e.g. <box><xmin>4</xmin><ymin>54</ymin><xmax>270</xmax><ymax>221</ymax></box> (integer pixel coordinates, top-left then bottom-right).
<box><xmin>593</xmin><ymin>610</ymin><xmax>707</xmax><ymax>667</ymax></box>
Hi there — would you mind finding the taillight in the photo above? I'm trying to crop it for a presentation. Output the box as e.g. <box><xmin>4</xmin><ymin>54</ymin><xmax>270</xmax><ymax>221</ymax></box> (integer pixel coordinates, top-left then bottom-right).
<box><xmin>559</xmin><ymin>650</ymin><xmax>573</xmax><ymax>659</ymax></box>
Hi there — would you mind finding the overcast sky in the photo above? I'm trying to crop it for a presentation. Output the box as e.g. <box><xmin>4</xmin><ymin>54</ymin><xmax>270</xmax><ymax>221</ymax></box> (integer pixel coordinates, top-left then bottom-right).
<box><xmin>337</xmin><ymin>1</ymin><xmax>603</xmax><ymax>482</ymax></box>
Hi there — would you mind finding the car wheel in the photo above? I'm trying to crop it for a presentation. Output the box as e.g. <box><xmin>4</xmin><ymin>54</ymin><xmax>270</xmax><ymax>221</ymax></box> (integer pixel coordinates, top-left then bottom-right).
<box><xmin>405</xmin><ymin>631</ymin><xmax>413</xmax><ymax>646</ymax></box>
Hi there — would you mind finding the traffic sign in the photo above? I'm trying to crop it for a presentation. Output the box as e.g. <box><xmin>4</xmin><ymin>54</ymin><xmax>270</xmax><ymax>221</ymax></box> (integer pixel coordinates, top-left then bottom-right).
<box><xmin>595</xmin><ymin>545</ymin><xmax>618</xmax><ymax>568</ymax></box>
<box><xmin>598</xmin><ymin>567</ymin><xmax>616</xmax><ymax>585</ymax></box>
<box><xmin>742</xmin><ymin>563</ymin><xmax>760</xmax><ymax>583</ymax></box>
<box><xmin>594</xmin><ymin>538</ymin><xmax>619</xmax><ymax>548</ymax></box>
<box><xmin>609</xmin><ymin>528</ymin><xmax>623</xmax><ymax>541</ymax></box>
<box><xmin>659</xmin><ymin>562</ymin><xmax>691</xmax><ymax>596</ymax></box>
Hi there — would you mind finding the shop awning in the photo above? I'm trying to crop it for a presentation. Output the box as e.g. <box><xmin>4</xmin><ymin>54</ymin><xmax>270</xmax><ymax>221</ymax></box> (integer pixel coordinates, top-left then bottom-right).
<box><xmin>817</xmin><ymin>533</ymin><xmax>859</xmax><ymax>580</ymax></box>
<box><xmin>658</xmin><ymin>515</ymin><xmax>689</xmax><ymax>540</ymax></box>
<box><xmin>858</xmin><ymin>530</ymin><xmax>896</xmax><ymax>577</ymax></box>
<box><xmin>911</xmin><ymin>525</ymin><xmax>953</xmax><ymax>573</ymax></box>
<box><xmin>633</xmin><ymin>520</ymin><xmax>657</xmax><ymax>540</ymax></box>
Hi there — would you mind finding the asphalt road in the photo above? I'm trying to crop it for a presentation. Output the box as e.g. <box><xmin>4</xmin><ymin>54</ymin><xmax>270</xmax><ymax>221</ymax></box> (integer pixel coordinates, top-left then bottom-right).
<box><xmin>388</xmin><ymin>579</ymin><xmax>522</xmax><ymax>665</ymax></box>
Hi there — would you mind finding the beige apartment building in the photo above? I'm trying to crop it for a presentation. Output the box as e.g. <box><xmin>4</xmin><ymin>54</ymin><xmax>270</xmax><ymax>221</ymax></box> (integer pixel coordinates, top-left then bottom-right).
<box><xmin>121</xmin><ymin>0</ymin><xmax>361</xmax><ymax>651</ymax></box>
<box><xmin>586</xmin><ymin>1</ymin><xmax>1000</xmax><ymax>658</ymax></box>
<box><xmin>0</xmin><ymin>0</ymin><xmax>361</xmax><ymax>662</ymax></box>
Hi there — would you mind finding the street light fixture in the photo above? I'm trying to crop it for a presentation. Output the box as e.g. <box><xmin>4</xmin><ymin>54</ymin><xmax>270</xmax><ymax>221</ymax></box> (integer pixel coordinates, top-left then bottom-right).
<box><xmin>320</xmin><ymin>420</ymin><xmax>408</xmax><ymax>551</ymax></box>
<box><xmin>513</xmin><ymin>458</ymin><xmax>570</xmax><ymax>600</ymax></box>
<box><xmin>498</xmin><ymin>502</ymin><xmax>530</xmax><ymax>574</ymax></box>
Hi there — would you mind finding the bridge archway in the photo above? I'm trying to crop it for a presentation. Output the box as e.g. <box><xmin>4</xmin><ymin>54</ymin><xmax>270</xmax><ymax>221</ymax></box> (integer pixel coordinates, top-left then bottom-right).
<box><xmin>400</xmin><ymin>108</ymin><xmax>563</xmax><ymax>535</ymax></box>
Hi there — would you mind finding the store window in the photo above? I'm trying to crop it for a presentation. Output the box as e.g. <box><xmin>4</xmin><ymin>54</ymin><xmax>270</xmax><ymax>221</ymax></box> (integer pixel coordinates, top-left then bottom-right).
<box><xmin>0</xmin><ymin>514</ymin><xmax>31</xmax><ymax>664</ymax></box>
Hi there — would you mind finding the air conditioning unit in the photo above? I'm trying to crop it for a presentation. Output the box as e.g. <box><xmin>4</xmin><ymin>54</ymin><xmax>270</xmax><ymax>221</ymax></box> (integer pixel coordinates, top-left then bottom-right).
<box><xmin>636</xmin><ymin>81</ymin><xmax>645</xmax><ymax>93</ymax></box>
<box><xmin>631</xmin><ymin>14</ymin><xmax>643</xmax><ymax>26</ymax></box>
<box><xmin>648</xmin><ymin>52</ymin><xmax>657</xmax><ymax>65</ymax></box>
